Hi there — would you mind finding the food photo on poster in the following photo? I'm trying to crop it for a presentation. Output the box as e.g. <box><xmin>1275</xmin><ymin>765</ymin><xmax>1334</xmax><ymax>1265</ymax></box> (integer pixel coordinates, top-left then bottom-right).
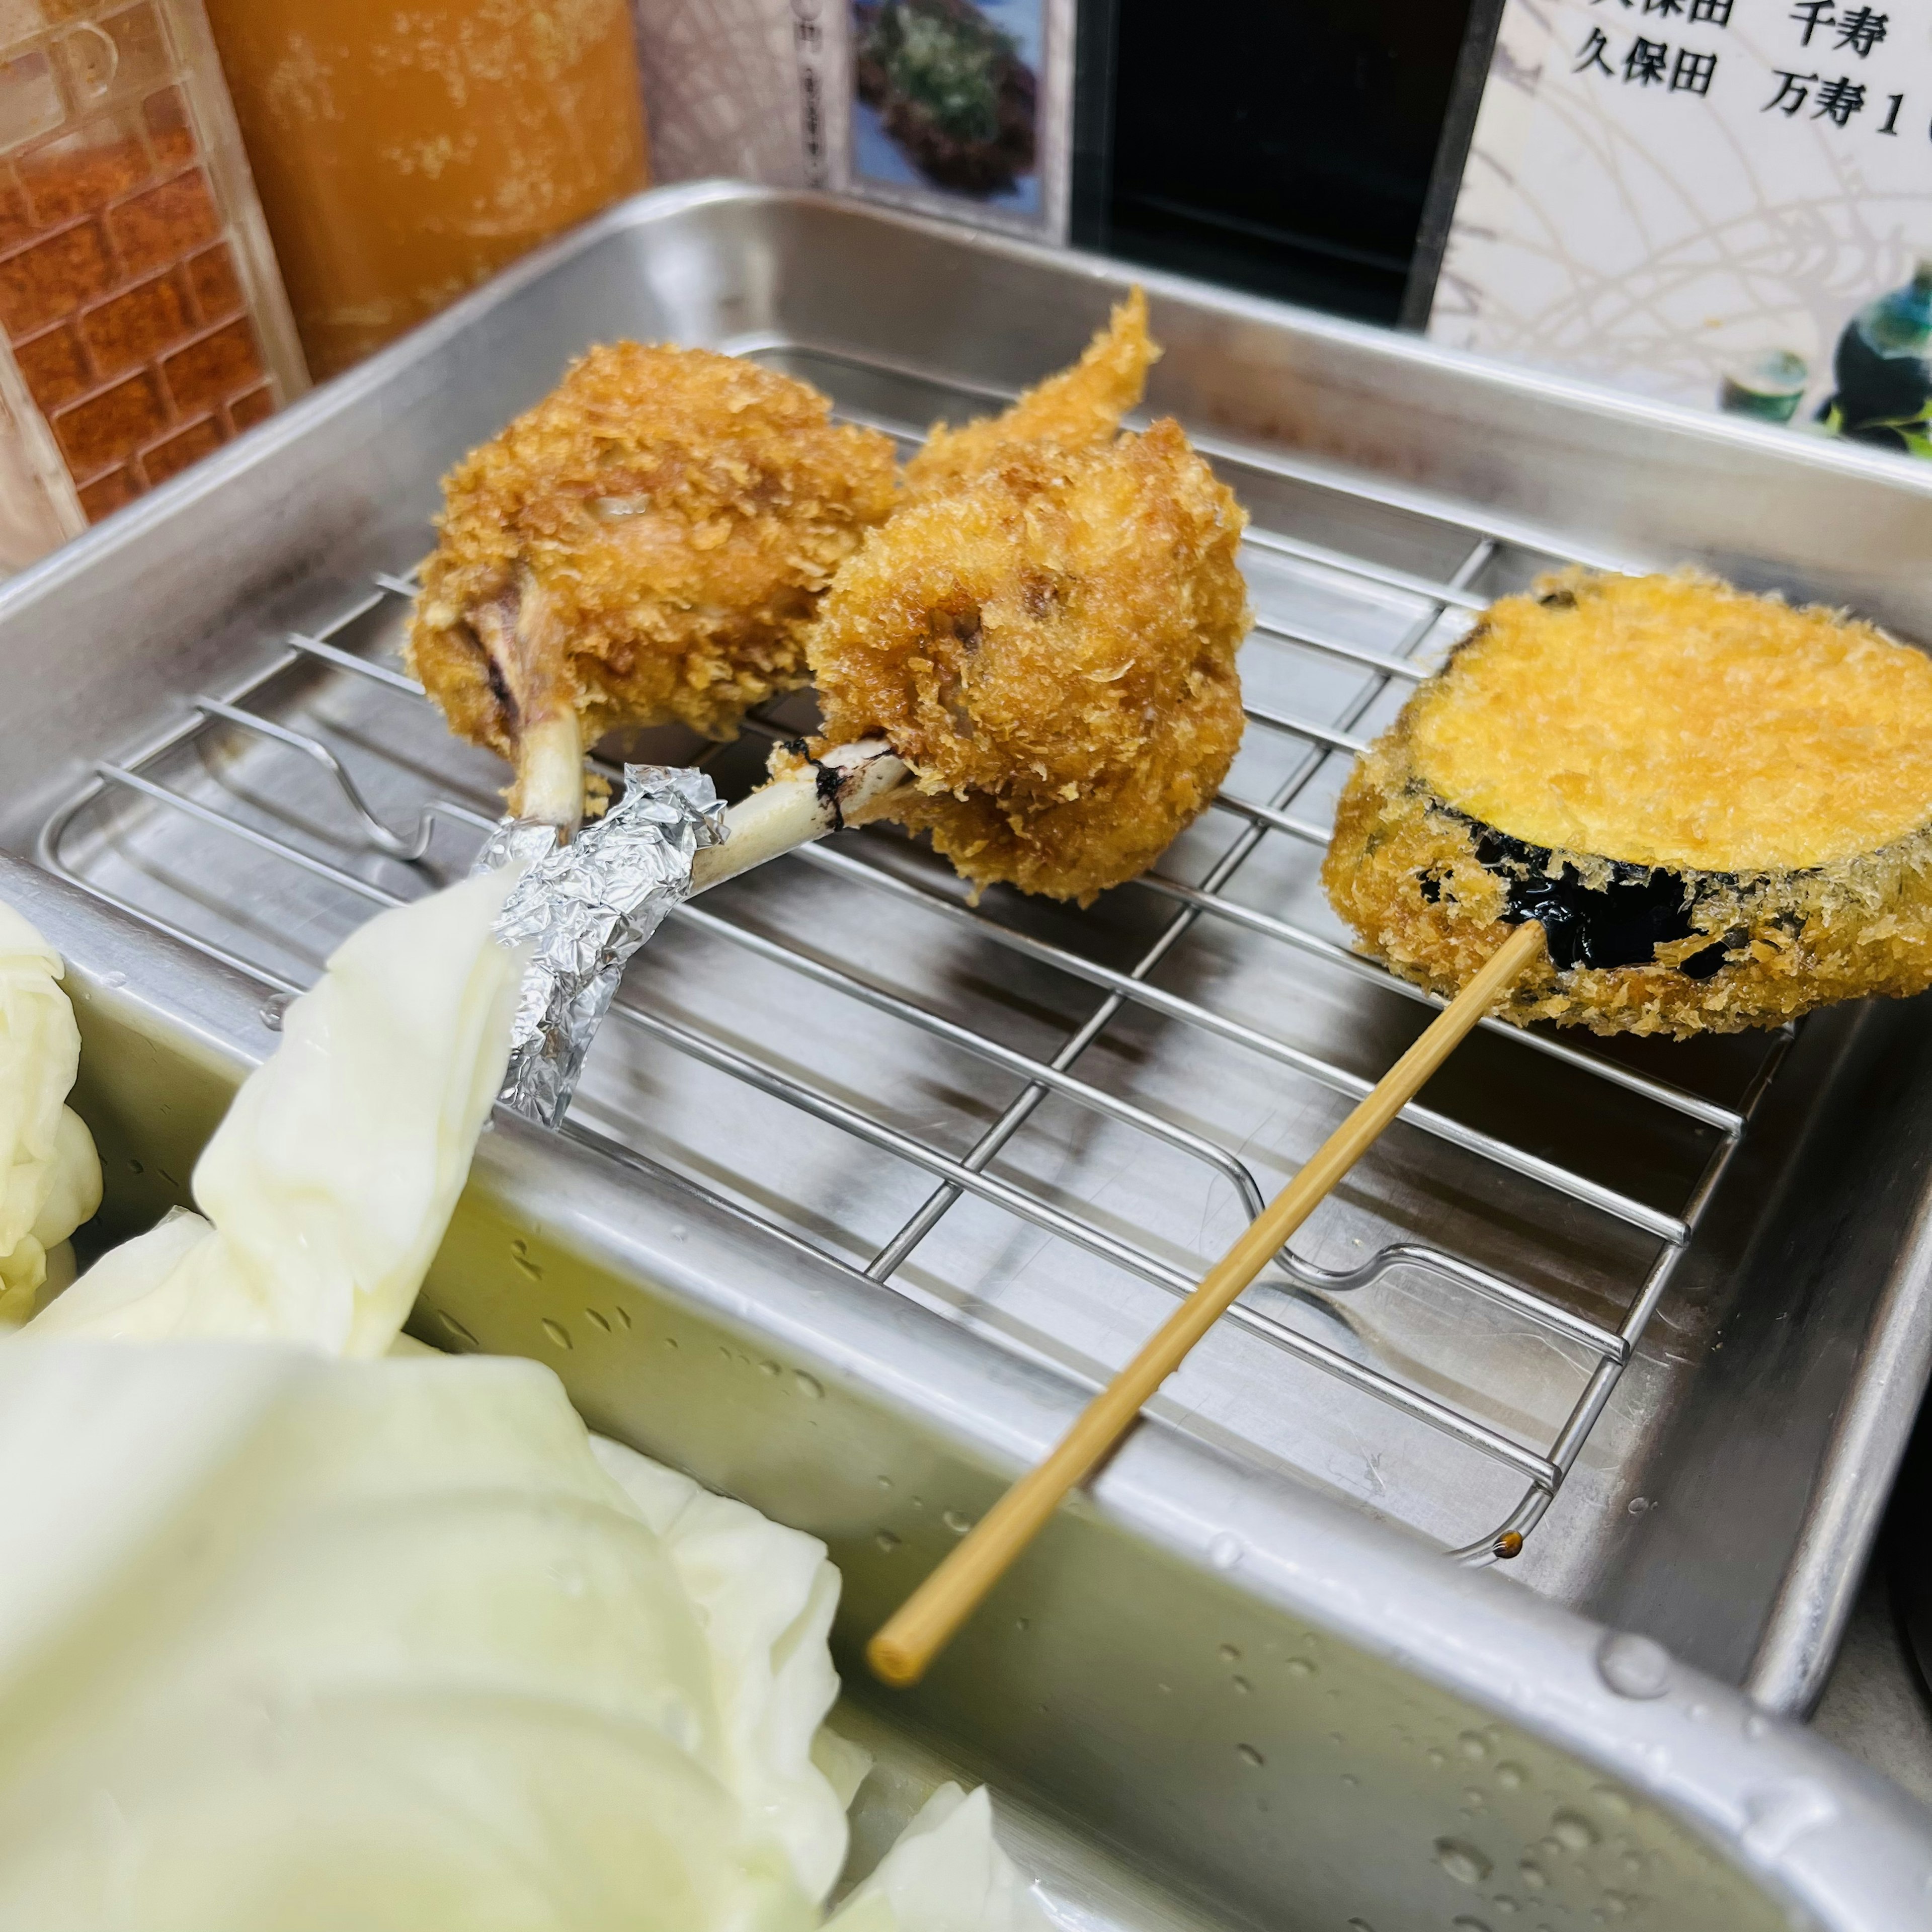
<box><xmin>850</xmin><ymin>0</ymin><xmax>1042</xmax><ymax>217</ymax></box>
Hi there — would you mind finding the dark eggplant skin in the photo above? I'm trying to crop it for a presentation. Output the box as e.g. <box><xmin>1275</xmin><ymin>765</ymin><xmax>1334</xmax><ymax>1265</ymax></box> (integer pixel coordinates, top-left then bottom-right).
<box><xmin>1442</xmin><ymin>817</ymin><xmax>1742</xmax><ymax>979</ymax></box>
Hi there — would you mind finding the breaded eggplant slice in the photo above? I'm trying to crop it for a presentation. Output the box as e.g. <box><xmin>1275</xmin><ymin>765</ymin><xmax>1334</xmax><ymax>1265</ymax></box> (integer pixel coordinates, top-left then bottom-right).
<box><xmin>1322</xmin><ymin>570</ymin><xmax>1932</xmax><ymax>1037</ymax></box>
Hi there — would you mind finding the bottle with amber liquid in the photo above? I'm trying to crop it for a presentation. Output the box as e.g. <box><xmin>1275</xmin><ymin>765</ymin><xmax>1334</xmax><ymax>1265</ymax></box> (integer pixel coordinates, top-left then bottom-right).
<box><xmin>0</xmin><ymin>0</ymin><xmax>307</xmax><ymax>569</ymax></box>
<box><xmin>203</xmin><ymin>0</ymin><xmax>649</xmax><ymax>379</ymax></box>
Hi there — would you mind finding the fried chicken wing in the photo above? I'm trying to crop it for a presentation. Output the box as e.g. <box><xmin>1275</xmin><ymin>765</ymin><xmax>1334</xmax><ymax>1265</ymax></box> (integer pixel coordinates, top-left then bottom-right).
<box><xmin>902</xmin><ymin>287</ymin><xmax>1156</xmax><ymax>500</ymax></box>
<box><xmin>408</xmin><ymin>343</ymin><xmax>898</xmax><ymax>828</ymax></box>
<box><xmin>807</xmin><ymin>415</ymin><xmax>1249</xmax><ymax>904</ymax></box>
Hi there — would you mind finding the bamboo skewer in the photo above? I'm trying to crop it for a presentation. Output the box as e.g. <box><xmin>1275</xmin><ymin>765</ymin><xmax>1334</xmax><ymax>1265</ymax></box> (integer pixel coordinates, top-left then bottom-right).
<box><xmin>689</xmin><ymin>737</ymin><xmax>909</xmax><ymax>895</ymax></box>
<box><xmin>866</xmin><ymin>918</ymin><xmax>1549</xmax><ymax>1688</ymax></box>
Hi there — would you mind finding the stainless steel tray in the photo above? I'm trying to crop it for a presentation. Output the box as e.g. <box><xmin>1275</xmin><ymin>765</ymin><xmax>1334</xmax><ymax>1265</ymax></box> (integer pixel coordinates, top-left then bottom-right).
<box><xmin>5</xmin><ymin>183</ymin><xmax>1932</xmax><ymax>1724</ymax></box>
<box><xmin>8</xmin><ymin>845</ymin><xmax>1929</xmax><ymax>1932</ymax></box>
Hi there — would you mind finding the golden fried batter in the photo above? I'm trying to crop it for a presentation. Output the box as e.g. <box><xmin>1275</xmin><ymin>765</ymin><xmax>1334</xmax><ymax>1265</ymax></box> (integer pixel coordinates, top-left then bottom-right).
<box><xmin>902</xmin><ymin>287</ymin><xmax>1156</xmax><ymax>500</ymax></box>
<box><xmin>408</xmin><ymin>343</ymin><xmax>898</xmax><ymax>822</ymax></box>
<box><xmin>809</xmin><ymin>417</ymin><xmax>1250</xmax><ymax>903</ymax></box>
<box><xmin>1323</xmin><ymin>570</ymin><xmax>1932</xmax><ymax>1037</ymax></box>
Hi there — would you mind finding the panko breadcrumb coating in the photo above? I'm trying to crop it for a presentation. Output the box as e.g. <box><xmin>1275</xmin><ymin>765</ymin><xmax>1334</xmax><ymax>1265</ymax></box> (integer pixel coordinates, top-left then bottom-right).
<box><xmin>808</xmin><ymin>416</ymin><xmax>1250</xmax><ymax>903</ymax></box>
<box><xmin>1323</xmin><ymin>570</ymin><xmax>1932</xmax><ymax>1037</ymax></box>
<box><xmin>902</xmin><ymin>288</ymin><xmax>1156</xmax><ymax>500</ymax></box>
<box><xmin>408</xmin><ymin>343</ymin><xmax>898</xmax><ymax>821</ymax></box>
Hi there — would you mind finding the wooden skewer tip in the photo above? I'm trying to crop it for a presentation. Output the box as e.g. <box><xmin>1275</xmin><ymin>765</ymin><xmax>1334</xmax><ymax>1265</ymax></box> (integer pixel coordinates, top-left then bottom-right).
<box><xmin>865</xmin><ymin>919</ymin><xmax>1546</xmax><ymax>1686</ymax></box>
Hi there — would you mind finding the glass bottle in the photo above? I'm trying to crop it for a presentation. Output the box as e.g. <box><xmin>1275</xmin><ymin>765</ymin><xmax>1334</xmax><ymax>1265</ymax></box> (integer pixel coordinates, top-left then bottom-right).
<box><xmin>1822</xmin><ymin>257</ymin><xmax>1932</xmax><ymax>456</ymax></box>
<box><xmin>0</xmin><ymin>0</ymin><xmax>307</xmax><ymax>570</ymax></box>
<box><xmin>202</xmin><ymin>0</ymin><xmax>649</xmax><ymax>380</ymax></box>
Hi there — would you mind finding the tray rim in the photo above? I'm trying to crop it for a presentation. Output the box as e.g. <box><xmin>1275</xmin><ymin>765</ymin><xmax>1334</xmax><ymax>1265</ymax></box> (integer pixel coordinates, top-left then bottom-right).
<box><xmin>4</xmin><ymin>179</ymin><xmax>1931</xmax><ymax>1724</ymax></box>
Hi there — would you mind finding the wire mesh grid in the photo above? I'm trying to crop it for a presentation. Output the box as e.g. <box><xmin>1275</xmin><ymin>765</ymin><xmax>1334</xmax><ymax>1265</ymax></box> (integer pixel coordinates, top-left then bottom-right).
<box><xmin>35</xmin><ymin>343</ymin><xmax>1796</xmax><ymax>1571</ymax></box>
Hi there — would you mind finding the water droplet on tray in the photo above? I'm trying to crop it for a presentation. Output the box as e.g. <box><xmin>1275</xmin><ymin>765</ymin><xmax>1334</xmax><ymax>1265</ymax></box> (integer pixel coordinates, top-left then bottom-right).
<box><xmin>1740</xmin><ymin>1780</ymin><xmax>1837</xmax><ymax>1858</ymax></box>
<box><xmin>584</xmin><ymin>1307</ymin><xmax>611</xmax><ymax>1333</ymax></box>
<box><xmin>1218</xmin><ymin>1643</ymin><xmax>1242</xmax><ymax>1664</ymax></box>
<box><xmin>1596</xmin><ymin>1630</ymin><xmax>1672</xmax><ymax>1699</ymax></box>
<box><xmin>874</xmin><ymin>1530</ymin><xmax>901</xmax><ymax>1554</ymax></box>
<box><xmin>438</xmin><ymin>1310</ymin><xmax>477</xmax><ymax>1347</ymax></box>
<box><xmin>1460</xmin><ymin>1730</ymin><xmax>1490</xmax><ymax>1759</ymax></box>
<box><xmin>943</xmin><ymin>1508</ymin><xmax>971</xmax><ymax>1535</ymax></box>
<box><xmin>794</xmin><ymin>1371</ymin><xmax>823</xmax><ymax>1398</ymax></box>
<box><xmin>1451</xmin><ymin>1918</ymin><xmax>1491</xmax><ymax>1932</ymax></box>
<box><xmin>1496</xmin><ymin>1762</ymin><xmax>1526</xmax><ymax>1790</ymax></box>
<box><xmin>1236</xmin><ymin>1743</ymin><xmax>1264</xmax><ymax>1767</ymax></box>
<box><xmin>1231</xmin><ymin>1675</ymin><xmax>1251</xmax><ymax>1695</ymax></box>
<box><xmin>1551</xmin><ymin>1809</ymin><xmax>1598</xmax><ymax>1852</ymax></box>
<box><xmin>1208</xmin><ymin>1531</ymin><xmax>1244</xmax><ymax>1569</ymax></box>
<box><xmin>1519</xmin><ymin>1860</ymin><xmax>1548</xmax><ymax>1891</ymax></box>
<box><xmin>1434</xmin><ymin>1838</ymin><xmax>1492</xmax><ymax>1885</ymax></box>
<box><xmin>1285</xmin><ymin>1657</ymin><xmax>1316</xmax><ymax>1679</ymax></box>
<box><xmin>540</xmin><ymin>1318</ymin><xmax>571</xmax><ymax>1350</ymax></box>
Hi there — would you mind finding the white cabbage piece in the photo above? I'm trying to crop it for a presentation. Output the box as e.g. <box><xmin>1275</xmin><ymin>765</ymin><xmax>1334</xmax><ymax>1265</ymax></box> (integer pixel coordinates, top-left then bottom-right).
<box><xmin>0</xmin><ymin>1340</ymin><xmax>1046</xmax><ymax>1932</ymax></box>
<box><xmin>1</xmin><ymin>875</ymin><xmax>1045</xmax><ymax>1932</ymax></box>
<box><xmin>27</xmin><ymin>869</ymin><xmax>523</xmax><ymax>1353</ymax></box>
<box><xmin>590</xmin><ymin>1435</ymin><xmax>856</xmax><ymax>1903</ymax></box>
<box><xmin>0</xmin><ymin>1341</ymin><xmax>823</xmax><ymax>1932</ymax></box>
<box><xmin>0</xmin><ymin>903</ymin><xmax>100</xmax><ymax>1327</ymax></box>
<box><xmin>827</xmin><ymin>1785</ymin><xmax>1053</xmax><ymax>1932</ymax></box>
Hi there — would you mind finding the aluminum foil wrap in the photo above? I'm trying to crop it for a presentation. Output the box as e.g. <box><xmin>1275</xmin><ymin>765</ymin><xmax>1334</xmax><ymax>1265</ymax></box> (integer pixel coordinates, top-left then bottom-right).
<box><xmin>477</xmin><ymin>765</ymin><xmax>728</xmax><ymax>1128</ymax></box>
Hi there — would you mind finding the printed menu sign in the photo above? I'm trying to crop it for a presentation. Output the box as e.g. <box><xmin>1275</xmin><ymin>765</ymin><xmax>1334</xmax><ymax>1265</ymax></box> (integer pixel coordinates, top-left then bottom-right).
<box><xmin>1431</xmin><ymin>0</ymin><xmax>1932</xmax><ymax>457</ymax></box>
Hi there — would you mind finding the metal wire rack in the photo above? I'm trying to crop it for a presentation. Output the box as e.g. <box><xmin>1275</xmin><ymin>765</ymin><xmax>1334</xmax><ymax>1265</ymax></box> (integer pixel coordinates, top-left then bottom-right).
<box><xmin>36</xmin><ymin>353</ymin><xmax>1794</xmax><ymax>1570</ymax></box>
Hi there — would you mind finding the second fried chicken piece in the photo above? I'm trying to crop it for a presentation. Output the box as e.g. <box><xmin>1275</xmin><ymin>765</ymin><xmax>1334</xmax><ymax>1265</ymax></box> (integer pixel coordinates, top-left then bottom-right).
<box><xmin>408</xmin><ymin>344</ymin><xmax>898</xmax><ymax>828</ymax></box>
<box><xmin>808</xmin><ymin>417</ymin><xmax>1249</xmax><ymax>904</ymax></box>
<box><xmin>902</xmin><ymin>287</ymin><xmax>1156</xmax><ymax>501</ymax></box>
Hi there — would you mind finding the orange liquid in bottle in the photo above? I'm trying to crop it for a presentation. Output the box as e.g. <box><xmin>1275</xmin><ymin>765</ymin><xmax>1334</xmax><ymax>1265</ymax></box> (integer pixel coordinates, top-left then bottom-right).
<box><xmin>203</xmin><ymin>0</ymin><xmax>648</xmax><ymax>378</ymax></box>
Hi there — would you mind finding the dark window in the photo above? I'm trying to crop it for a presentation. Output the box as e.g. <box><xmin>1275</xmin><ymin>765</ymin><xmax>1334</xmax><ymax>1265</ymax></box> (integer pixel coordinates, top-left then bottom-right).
<box><xmin>1085</xmin><ymin>0</ymin><xmax>1487</xmax><ymax>326</ymax></box>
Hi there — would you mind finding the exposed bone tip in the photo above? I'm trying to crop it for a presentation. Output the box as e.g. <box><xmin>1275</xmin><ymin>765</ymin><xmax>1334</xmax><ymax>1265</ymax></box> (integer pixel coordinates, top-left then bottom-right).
<box><xmin>508</xmin><ymin>712</ymin><xmax>588</xmax><ymax>840</ymax></box>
